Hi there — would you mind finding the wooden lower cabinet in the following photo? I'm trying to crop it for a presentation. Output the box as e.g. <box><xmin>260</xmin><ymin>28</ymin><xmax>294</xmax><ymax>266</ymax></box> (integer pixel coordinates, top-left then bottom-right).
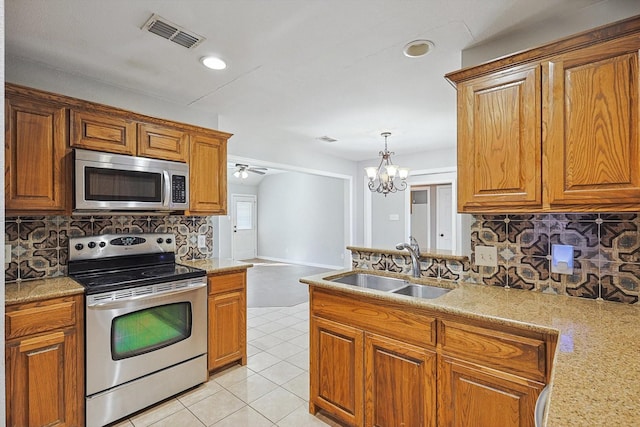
<box><xmin>310</xmin><ymin>316</ymin><xmax>364</xmax><ymax>426</ymax></box>
<box><xmin>207</xmin><ymin>271</ymin><xmax>247</xmax><ymax>371</ymax></box>
<box><xmin>5</xmin><ymin>295</ymin><xmax>84</xmax><ymax>427</ymax></box>
<box><xmin>365</xmin><ymin>333</ymin><xmax>436</xmax><ymax>427</ymax></box>
<box><xmin>438</xmin><ymin>357</ymin><xmax>543</xmax><ymax>427</ymax></box>
<box><xmin>310</xmin><ymin>289</ymin><xmax>437</xmax><ymax>427</ymax></box>
<box><xmin>309</xmin><ymin>288</ymin><xmax>554</xmax><ymax>427</ymax></box>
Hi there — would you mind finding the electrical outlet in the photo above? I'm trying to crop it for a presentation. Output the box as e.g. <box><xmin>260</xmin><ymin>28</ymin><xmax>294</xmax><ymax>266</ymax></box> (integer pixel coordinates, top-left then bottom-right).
<box><xmin>5</xmin><ymin>244</ymin><xmax>11</xmax><ymax>265</ymax></box>
<box><xmin>197</xmin><ymin>235</ymin><xmax>206</xmax><ymax>249</ymax></box>
<box><xmin>475</xmin><ymin>245</ymin><xmax>497</xmax><ymax>267</ymax></box>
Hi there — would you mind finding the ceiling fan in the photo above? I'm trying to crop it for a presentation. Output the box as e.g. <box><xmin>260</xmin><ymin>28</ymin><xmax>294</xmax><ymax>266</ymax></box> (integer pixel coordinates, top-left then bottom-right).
<box><xmin>233</xmin><ymin>163</ymin><xmax>267</xmax><ymax>179</ymax></box>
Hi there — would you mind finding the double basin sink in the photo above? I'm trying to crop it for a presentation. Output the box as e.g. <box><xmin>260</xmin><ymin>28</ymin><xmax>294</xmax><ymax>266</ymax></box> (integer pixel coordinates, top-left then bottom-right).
<box><xmin>327</xmin><ymin>272</ymin><xmax>451</xmax><ymax>299</ymax></box>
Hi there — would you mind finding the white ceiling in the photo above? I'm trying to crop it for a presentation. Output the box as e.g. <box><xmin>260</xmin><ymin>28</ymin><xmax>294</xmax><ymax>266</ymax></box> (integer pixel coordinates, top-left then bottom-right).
<box><xmin>6</xmin><ymin>0</ymin><xmax>608</xmax><ymax>162</ymax></box>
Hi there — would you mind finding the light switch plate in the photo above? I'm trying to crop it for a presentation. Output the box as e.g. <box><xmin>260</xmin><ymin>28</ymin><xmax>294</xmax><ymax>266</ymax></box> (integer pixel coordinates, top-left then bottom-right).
<box><xmin>197</xmin><ymin>235</ymin><xmax>206</xmax><ymax>249</ymax></box>
<box><xmin>475</xmin><ymin>245</ymin><xmax>497</xmax><ymax>267</ymax></box>
<box><xmin>389</xmin><ymin>214</ymin><xmax>400</xmax><ymax>221</ymax></box>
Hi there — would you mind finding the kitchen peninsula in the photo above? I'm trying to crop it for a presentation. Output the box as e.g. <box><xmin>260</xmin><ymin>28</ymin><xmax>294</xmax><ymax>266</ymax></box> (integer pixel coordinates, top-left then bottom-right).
<box><xmin>301</xmin><ymin>268</ymin><xmax>639</xmax><ymax>427</ymax></box>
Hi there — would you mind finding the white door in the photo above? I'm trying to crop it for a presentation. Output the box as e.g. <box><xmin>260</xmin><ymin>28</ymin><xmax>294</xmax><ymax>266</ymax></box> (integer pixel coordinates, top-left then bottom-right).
<box><xmin>436</xmin><ymin>185</ymin><xmax>452</xmax><ymax>250</ymax></box>
<box><xmin>232</xmin><ymin>194</ymin><xmax>257</xmax><ymax>260</ymax></box>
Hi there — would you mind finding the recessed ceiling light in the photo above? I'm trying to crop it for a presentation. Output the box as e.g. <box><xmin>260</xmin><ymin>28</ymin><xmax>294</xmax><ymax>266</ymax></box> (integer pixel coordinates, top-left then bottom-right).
<box><xmin>200</xmin><ymin>56</ymin><xmax>227</xmax><ymax>70</ymax></box>
<box><xmin>403</xmin><ymin>40</ymin><xmax>435</xmax><ymax>58</ymax></box>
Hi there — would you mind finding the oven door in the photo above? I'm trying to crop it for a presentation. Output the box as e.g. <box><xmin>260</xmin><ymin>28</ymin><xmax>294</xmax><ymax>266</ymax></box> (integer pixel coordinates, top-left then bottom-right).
<box><xmin>85</xmin><ymin>278</ymin><xmax>207</xmax><ymax>396</ymax></box>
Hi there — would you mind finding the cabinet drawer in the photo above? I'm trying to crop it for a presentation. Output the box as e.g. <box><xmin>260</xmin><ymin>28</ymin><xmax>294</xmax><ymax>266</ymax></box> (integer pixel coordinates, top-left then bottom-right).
<box><xmin>6</xmin><ymin>299</ymin><xmax>77</xmax><ymax>340</ymax></box>
<box><xmin>208</xmin><ymin>271</ymin><xmax>246</xmax><ymax>295</ymax></box>
<box><xmin>311</xmin><ymin>288</ymin><xmax>436</xmax><ymax>348</ymax></box>
<box><xmin>439</xmin><ymin>320</ymin><xmax>546</xmax><ymax>381</ymax></box>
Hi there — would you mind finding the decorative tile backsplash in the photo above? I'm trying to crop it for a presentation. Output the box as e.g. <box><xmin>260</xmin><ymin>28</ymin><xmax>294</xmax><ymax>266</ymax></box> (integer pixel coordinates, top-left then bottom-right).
<box><xmin>351</xmin><ymin>213</ymin><xmax>639</xmax><ymax>304</ymax></box>
<box><xmin>5</xmin><ymin>215</ymin><xmax>214</xmax><ymax>283</ymax></box>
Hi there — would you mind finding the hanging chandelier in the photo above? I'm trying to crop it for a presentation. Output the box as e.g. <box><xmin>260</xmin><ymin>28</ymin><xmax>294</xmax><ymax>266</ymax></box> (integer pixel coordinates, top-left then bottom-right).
<box><xmin>365</xmin><ymin>132</ymin><xmax>409</xmax><ymax>196</ymax></box>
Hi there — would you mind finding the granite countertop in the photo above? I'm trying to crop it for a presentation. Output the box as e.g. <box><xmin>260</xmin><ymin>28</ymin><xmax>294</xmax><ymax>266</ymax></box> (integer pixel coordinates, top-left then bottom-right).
<box><xmin>5</xmin><ymin>259</ymin><xmax>253</xmax><ymax>306</ymax></box>
<box><xmin>179</xmin><ymin>258</ymin><xmax>253</xmax><ymax>274</ymax></box>
<box><xmin>5</xmin><ymin>277</ymin><xmax>85</xmax><ymax>305</ymax></box>
<box><xmin>300</xmin><ymin>269</ymin><xmax>640</xmax><ymax>427</ymax></box>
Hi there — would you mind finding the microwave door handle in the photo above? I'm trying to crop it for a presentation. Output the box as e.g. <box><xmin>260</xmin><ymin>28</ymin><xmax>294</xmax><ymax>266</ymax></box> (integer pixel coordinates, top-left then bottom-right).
<box><xmin>162</xmin><ymin>171</ymin><xmax>171</xmax><ymax>207</ymax></box>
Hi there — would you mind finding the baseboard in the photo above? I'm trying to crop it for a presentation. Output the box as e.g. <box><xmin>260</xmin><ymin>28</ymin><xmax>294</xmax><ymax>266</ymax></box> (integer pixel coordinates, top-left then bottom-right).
<box><xmin>255</xmin><ymin>255</ymin><xmax>344</xmax><ymax>270</ymax></box>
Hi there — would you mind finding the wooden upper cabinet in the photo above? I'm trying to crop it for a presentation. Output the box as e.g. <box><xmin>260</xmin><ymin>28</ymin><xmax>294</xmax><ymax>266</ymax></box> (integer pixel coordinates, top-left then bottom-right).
<box><xmin>137</xmin><ymin>122</ymin><xmax>189</xmax><ymax>162</ymax></box>
<box><xmin>545</xmin><ymin>34</ymin><xmax>640</xmax><ymax>208</ymax></box>
<box><xmin>448</xmin><ymin>15</ymin><xmax>640</xmax><ymax>212</ymax></box>
<box><xmin>189</xmin><ymin>133</ymin><xmax>228</xmax><ymax>215</ymax></box>
<box><xmin>70</xmin><ymin>109</ymin><xmax>136</xmax><ymax>155</ymax></box>
<box><xmin>5</xmin><ymin>95</ymin><xmax>68</xmax><ymax>213</ymax></box>
<box><xmin>457</xmin><ymin>65</ymin><xmax>542</xmax><ymax>212</ymax></box>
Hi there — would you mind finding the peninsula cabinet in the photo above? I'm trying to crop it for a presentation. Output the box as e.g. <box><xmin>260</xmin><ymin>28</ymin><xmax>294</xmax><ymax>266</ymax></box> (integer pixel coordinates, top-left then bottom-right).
<box><xmin>5</xmin><ymin>294</ymin><xmax>84</xmax><ymax>427</ymax></box>
<box><xmin>310</xmin><ymin>288</ymin><xmax>437</xmax><ymax>427</ymax></box>
<box><xmin>437</xmin><ymin>320</ymin><xmax>550</xmax><ymax>427</ymax></box>
<box><xmin>309</xmin><ymin>287</ymin><xmax>557</xmax><ymax>427</ymax></box>
<box><xmin>5</xmin><ymin>91</ymin><xmax>69</xmax><ymax>214</ymax></box>
<box><xmin>207</xmin><ymin>271</ymin><xmax>247</xmax><ymax>372</ymax></box>
<box><xmin>446</xmin><ymin>15</ymin><xmax>640</xmax><ymax>213</ymax></box>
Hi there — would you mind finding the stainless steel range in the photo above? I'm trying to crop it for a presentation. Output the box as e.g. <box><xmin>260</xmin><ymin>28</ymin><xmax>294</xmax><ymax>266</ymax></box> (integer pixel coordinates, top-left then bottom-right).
<box><xmin>68</xmin><ymin>233</ymin><xmax>208</xmax><ymax>427</ymax></box>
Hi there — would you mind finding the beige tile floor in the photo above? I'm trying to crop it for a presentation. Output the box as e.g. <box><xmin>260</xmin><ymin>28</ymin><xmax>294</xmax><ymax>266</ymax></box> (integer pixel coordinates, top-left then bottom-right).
<box><xmin>109</xmin><ymin>302</ymin><xmax>343</xmax><ymax>427</ymax></box>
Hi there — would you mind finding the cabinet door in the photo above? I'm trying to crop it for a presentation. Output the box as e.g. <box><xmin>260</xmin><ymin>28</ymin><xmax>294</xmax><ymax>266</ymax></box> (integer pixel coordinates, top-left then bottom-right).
<box><xmin>6</xmin><ymin>331</ymin><xmax>80</xmax><ymax>427</ymax></box>
<box><xmin>365</xmin><ymin>333</ymin><xmax>436</xmax><ymax>427</ymax></box>
<box><xmin>5</xmin><ymin>97</ymin><xmax>68</xmax><ymax>212</ymax></box>
<box><xmin>137</xmin><ymin>122</ymin><xmax>189</xmax><ymax>162</ymax></box>
<box><xmin>310</xmin><ymin>316</ymin><xmax>364</xmax><ymax>427</ymax></box>
<box><xmin>70</xmin><ymin>110</ymin><xmax>136</xmax><ymax>155</ymax></box>
<box><xmin>208</xmin><ymin>290</ymin><xmax>246</xmax><ymax>370</ymax></box>
<box><xmin>439</xmin><ymin>357</ymin><xmax>543</xmax><ymax>427</ymax></box>
<box><xmin>546</xmin><ymin>35</ymin><xmax>640</xmax><ymax>208</ymax></box>
<box><xmin>457</xmin><ymin>65</ymin><xmax>541</xmax><ymax>212</ymax></box>
<box><xmin>189</xmin><ymin>134</ymin><xmax>227</xmax><ymax>214</ymax></box>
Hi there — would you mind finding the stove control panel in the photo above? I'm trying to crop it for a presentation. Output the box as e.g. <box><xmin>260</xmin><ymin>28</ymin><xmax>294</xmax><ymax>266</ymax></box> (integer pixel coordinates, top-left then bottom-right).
<box><xmin>68</xmin><ymin>233</ymin><xmax>177</xmax><ymax>261</ymax></box>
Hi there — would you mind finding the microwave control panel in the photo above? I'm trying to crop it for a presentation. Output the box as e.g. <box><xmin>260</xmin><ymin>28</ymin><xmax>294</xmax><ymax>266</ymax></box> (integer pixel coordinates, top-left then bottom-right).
<box><xmin>172</xmin><ymin>175</ymin><xmax>187</xmax><ymax>204</ymax></box>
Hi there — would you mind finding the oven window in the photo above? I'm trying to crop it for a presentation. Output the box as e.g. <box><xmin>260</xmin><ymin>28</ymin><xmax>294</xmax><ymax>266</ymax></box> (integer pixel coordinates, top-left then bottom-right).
<box><xmin>111</xmin><ymin>302</ymin><xmax>192</xmax><ymax>360</ymax></box>
<box><xmin>85</xmin><ymin>167</ymin><xmax>162</xmax><ymax>202</ymax></box>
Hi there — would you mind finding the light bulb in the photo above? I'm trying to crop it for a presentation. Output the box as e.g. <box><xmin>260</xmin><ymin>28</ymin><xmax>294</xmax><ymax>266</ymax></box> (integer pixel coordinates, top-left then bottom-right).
<box><xmin>241</xmin><ymin>171</ymin><xmax>249</xmax><ymax>179</ymax></box>
<box><xmin>365</xmin><ymin>167</ymin><xmax>378</xmax><ymax>180</ymax></box>
<box><xmin>233</xmin><ymin>170</ymin><xmax>240</xmax><ymax>178</ymax></box>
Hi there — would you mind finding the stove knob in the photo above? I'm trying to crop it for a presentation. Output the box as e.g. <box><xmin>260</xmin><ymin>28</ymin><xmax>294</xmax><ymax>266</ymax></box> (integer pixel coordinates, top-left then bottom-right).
<box><xmin>157</xmin><ymin>238</ymin><xmax>164</xmax><ymax>244</ymax></box>
<box><xmin>99</xmin><ymin>242</ymin><xmax>106</xmax><ymax>248</ymax></box>
<box><xmin>74</xmin><ymin>243</ymin><xmax>84</xmax><ymax>251</ymax></box>
<box><xmin>166</xmin><ymin>238</ymin><xmax>172</xmax><ymax>244</ymax></box>
<box><xmin>88</xmin><ymin>242</ymin><xmax>96</xmax><ymax>249</ymax></box>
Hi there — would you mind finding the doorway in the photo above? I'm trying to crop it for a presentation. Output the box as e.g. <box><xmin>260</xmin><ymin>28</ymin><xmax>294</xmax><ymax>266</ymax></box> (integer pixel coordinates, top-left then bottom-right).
<box><xmin>231</xmin><ymin>194</ymin><xmax>257</xmax><ymax>260</ymax></box>
<box><xmin>410</xmin><ymin>184</ymin><xmax>452</xmax><ymax>252</ymax></box>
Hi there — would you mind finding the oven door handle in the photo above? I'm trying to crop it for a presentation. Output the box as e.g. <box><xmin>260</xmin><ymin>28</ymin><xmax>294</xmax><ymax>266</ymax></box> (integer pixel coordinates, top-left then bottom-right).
<box><xmin>87</xmin><ymin>283</ymin><xmax>207</xmax><ymax>309</ymax></box>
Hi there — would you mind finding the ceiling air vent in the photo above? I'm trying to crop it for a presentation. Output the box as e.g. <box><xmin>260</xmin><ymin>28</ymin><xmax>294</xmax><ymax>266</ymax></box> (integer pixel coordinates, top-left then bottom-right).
<box><xmin>142</xmin><ymin>14</ymin><xmax>205</xmax><ymax>49</ymax></box>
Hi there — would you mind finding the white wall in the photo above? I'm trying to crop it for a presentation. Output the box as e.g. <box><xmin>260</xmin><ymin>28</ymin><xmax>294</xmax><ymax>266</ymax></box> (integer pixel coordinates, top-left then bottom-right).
<box><xmin>462</xmin><ymin>0</ymin><xmax>640</xmax><ymax>67</ymax></box>
<box><xmin>371</xmin><ymin>190</ymin><xmax>405</xmax><ymax>249</ymax></box>
<box><xmin>6</xmin><ymin>56</ymin><xmax>220</xmax><ymax>130</ymax></box>
<box><xmin>356</xmin><ymin>146</ymin><xmax>457</xmax><ymax>246</ymax></box>
<box><xmin>257</xmin><ymin>172</ymin><xmax>346</xmax><ymax>268</ymax></box>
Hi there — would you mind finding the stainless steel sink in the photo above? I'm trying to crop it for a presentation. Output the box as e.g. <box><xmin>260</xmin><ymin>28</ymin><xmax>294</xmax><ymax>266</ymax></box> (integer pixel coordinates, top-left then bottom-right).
<box><xmin>330</xmin><ymin>273</ymin><xmax>408</xmax><ymax>292</ymax></box>
<box><xmin>328</xmin><ymin>273</ymin><xmax>451</xmax><ymax>299</ymax></box>
<box><xmin>392</xmin><ymin>284</ymin><xmax>451</xmax><ymax>299</ymax></box>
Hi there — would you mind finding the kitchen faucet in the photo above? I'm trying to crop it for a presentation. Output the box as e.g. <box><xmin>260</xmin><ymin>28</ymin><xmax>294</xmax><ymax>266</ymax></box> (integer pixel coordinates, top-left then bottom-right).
<box><xmin>396</xmin><ymin>242</ymin><xmax>422</xmax><ymax>278</ymax></box>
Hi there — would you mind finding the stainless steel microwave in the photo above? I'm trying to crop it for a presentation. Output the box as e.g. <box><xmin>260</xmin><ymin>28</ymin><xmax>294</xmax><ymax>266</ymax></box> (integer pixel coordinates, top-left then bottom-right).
<box><xmin>74</xmin><ymin>149</ymin><xmax>189</xmax><ymax>212</ymax></box>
